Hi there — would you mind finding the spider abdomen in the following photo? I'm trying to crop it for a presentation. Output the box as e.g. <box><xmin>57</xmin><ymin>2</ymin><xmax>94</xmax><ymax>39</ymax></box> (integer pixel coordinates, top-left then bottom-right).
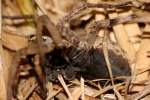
<box><xmin>44</xmin><ymin>46</ymin><xmax>131</xmax><ymax>81</ymax></box>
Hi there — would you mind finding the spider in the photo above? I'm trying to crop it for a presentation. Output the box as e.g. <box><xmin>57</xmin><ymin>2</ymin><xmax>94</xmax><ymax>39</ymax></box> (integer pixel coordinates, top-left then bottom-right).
<box><xmin>23</xmin><ymin>14</ymin><xmax>131</xmax><ymax>82</ymax></box>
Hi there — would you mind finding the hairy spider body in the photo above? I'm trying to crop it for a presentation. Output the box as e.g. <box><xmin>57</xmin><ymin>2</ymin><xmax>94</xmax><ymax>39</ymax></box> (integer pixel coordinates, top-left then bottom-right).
<box><xmin>43</xmin><ymin>46</ymin><xmax>131</xmax><ymax>82</ymax></box>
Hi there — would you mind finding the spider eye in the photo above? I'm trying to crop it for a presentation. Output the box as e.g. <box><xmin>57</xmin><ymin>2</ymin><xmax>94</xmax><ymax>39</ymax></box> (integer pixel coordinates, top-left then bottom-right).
<box><xmin>42</xmin><ymin>36</ymin><xmax>53</xmax><ymax>44</ymax></box>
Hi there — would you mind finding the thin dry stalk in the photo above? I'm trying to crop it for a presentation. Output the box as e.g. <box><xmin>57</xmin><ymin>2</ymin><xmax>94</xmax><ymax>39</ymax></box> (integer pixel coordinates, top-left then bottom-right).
<box><xmin>102</xmin><ymin>30</ymin><xmax>125</xmax><ymax>100</ymax></box>
<box><xmin>46</xmin><ymin>82</ymin><xmax>54</xmax><ymax>100</ymax></box>
<box><xmin>58</xmin><ymin>74</ymin><xmax>73</xmax><ymax>100</ymax></box>
<box><xmin>81</xmin><ymin>77</ymin><xmax>85</xmax><ymax>100</ymax></box>
<box><xmin>22</xmin><ymin>83</ymin><xmax>38</xmax><ymax>100</ymax></box>
<box><xmin>47</xmin><ymin>83</ymin><xmax>73</xmax><ymax>100</ymax></box>
<box><xmin>93</xmin><ymin>82</ymin><xmax>125</xmax><ymax>97</ymax></box>
<box><xmin>130</xmin><ymin>80</ymin><xmax>150</xmax><ymax>100</ymax></box>
<box><xmin>71</xmin><ymin>86</ymin><xmax>81</xmax><ymax>100</ymax></box>
<box><xmin>97</xmin><ymin>83</ymin><xmax>105</xmax><ymax>100</ymax></box>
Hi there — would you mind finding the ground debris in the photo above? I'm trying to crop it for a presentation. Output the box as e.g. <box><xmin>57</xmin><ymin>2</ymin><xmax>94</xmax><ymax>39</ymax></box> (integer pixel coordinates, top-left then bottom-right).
<box><xmin>1</xmin><ymin>0</ymin><xmax>150</xmax><ymax>100</ymax></box>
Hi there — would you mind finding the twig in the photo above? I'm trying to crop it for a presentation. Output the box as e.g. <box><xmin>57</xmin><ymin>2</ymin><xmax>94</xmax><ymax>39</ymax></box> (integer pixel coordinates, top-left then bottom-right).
<box><xmin>58</xmin><ymin>74</ymin><xmax>73</xmax><ymax>100</ymax></box>
<box><xmin>2</xmin><ymin>15</ymin><xmax>33</xmax><ymax>20</ymax></box>
<box><xmin>93</xmin><ymin>82</ymin><xmax>125</xmax><ymax>97</ymax></box>
<box><xmin>102</xmin><ymin>30</ymin><xmax>125</xmax><ymax>100</ymax></box>
<box><xmin>81</xmin><ymin>77</ymin><xmax>84</xmax><ymax>100</ymax></box>
<box><xmin>97</xmin><ymin>81</ymin><xmax>105</xmax><ymax>100</ymax></box>
<box><xmin>46</xmin><ymin>82</ymin><xmax>54</xmax><ymax>100</ymax></box>
<box><xmin>130</xmin><ymin>81</ymin><xmax>150</xmax><ymax>100</ymax></box>
<box><xmin>124</xmin><ymin>77</ymin><xmax>132</xmax><ymax>99</ymax></box>
<box><xmin>47</xmin><ymin>83</ymin><xmax>73</xmax><ymax>100</ymax></box>
<box><xmin>22</xmin><ymin>83</ymin><xmax>38</xmax><ymax>100</ymax></box>
<box><xmin>102</xmin><ymin>30</ymin><xmax>114</xmax><ymax>86</ymax></box>
<box><xmin>46</xmin><ymin>88</ymin><xmax>62</xmax><ymax>100</ymax></box>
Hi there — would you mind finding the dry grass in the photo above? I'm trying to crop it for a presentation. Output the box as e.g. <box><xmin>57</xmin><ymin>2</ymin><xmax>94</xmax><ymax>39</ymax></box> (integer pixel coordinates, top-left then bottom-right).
<box><xmin>1</xmin><ymin>0</ymin><xmax>150</xmax><ymax>100</ymax></box>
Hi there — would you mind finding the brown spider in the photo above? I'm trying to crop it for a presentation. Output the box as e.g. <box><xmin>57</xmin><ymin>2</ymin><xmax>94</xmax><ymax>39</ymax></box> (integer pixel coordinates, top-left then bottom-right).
<box><xmin>9</xmin><ymin>17</ymin><xmax>129</xmax><ymax>99</ymax></box>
